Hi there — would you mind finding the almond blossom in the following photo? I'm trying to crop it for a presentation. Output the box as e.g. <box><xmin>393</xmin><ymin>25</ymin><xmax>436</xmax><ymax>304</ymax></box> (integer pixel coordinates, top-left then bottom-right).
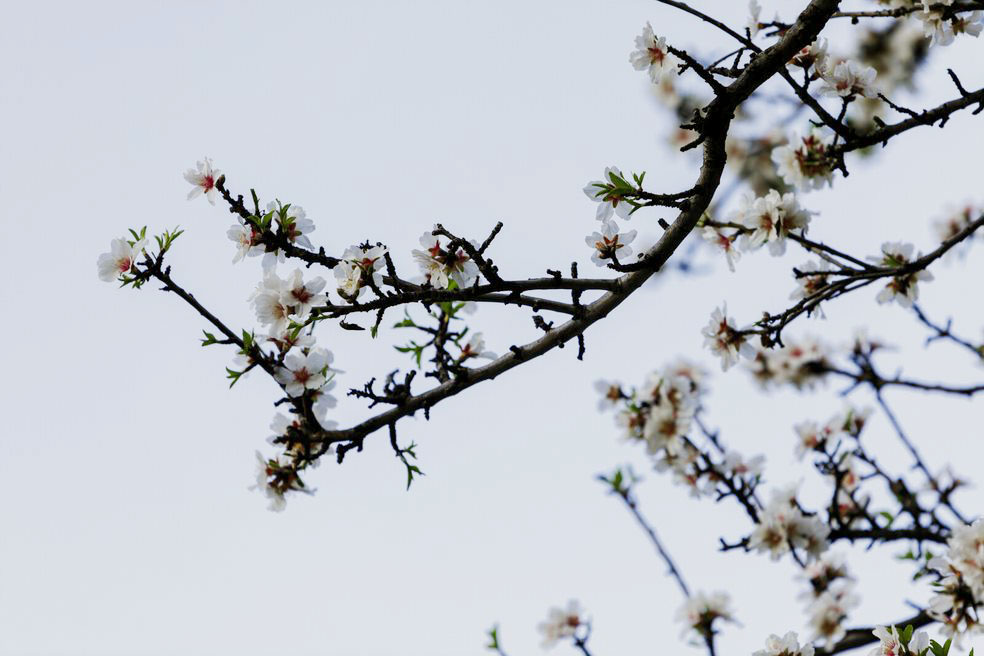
<box><xmin>250</xmin><ymin>273</ymin><xmax>295</xmax><ymax>335</ymax></box>
<box><xmin>748</xmin><ymin>485</ymin><xmax>830</xmax><ymax>561</ymax></box>
<box><xmin>676</xmin><ymin>591</ymin><xmax>733</xmax><ymax>639</ymax></box>
<box><xmin>227</xmin><ymin>221</ymin><xmax>264</xmax><ymax>264</ymax></box>
<box><xmin>583</xmin><ymin>166</ymin><xmax>635</xmax><ymax>221</ymax></box>
<box><xmin>950</xmin><ymin>11</ymin><xmax>984</xmax><ymax>39</ymax></box>
<box><xmin>250</xmin><ymin>451</ymin><xmax>288</xmax><ymax>512</ymax></box>
<box><xmin>97</xmin><ymin>236</ymin><xmax>147</xmax><ymax>282</ymax></box>
<box><xmin>735</xmin><ymin>189</ymin><xmax>813</xmax><ymax>256</ymax></box>
<box><xmin>537</xmin><ymin>600</ymin><xmax>586</xmax><ymax>648</ymax></box>
<box><xmin>753</xmin><ymin>632</ymin><xmax>815</xmax><ymax>656</ymax></box>
<box><xmin>918</xmin><ymin>10</ymin><xmax>956</xmax><ymax>46</ymax></box>
<box><xmin>593</xmin><ymin>379</ymin><xmax>625</xmax><ymax>411</ymax></box>
<box><xmin>926</xmin><ymin>518</ymin><xmax>984</xmax><ymax>637</ymax></box>
<box><xmin>871</xmin><ymin>242</ymin><xmax>934</xmax><ymax>307</ymax></box>
<box><xmin>333</xmin><ymin>244</ymin><xmax>388</xmax><ymax>301</ymax></box>
<box><xmin>820</xmin><ymin>60</ymin><xmax>878</xmax><ymax>99</ymax></box>
<box><xmin>458</xmin><ymin>332</ymin><xmax>496</xmax><ymax>361</ymax></box>
<box><xmin>701</xmin><ymin>304</ymin><xmax>755</xmax><ymax>371</ymax></box>
<box><xmin>586</xmin><ymin>219</ymin><xmax>637</xmax><ymax>266</ymax></box>
<box><xmin>772</xmin><ymin>132</ymin><xmax>835</xmax><ymax>191</ymax></box>
<box><xmin>868</xmin><ymin>625</ymin><xmax>929</xmax><ymax>656</ymax></box>
<box><xmin>275</xmin><ymin>348</ymin><xmax>334</xmax><ymax>397</ymax></box>
<box><xmin>258</xmin><ymin>200</ymin><xmax>316</xmax><ymax>271</ymax></box>
<box><xmin>791</xmin><ymin>260</ymin><xmax>832</xmax><ymax>310</ymax></box>
<box><xmin>791</xmin><ymin>39</ymin><xmax>828</xmax><ymax>73</ymax></box>
<box><xmin>184</xmin><ymin>157</ymin><xmax>221</xmax><ymax>204</ymax></box>
<box><xmin>629</xmin><ymin>23</ymin><xmax>679</xmax><ymax>83</ymax></box>
<box><xmin>747</xmin><ymin>0</ymin><xmax>762</xmax><ymax>38</ymax></box>
<box><xmin>701</xmin><ymin>226</ymin><xmax>741</xmax><ymax>272</ymax></box>
<box><xmin>412</xmin><ymin>229</ymin><xmax>480</xmax><ymax>289</ymax></box>
<box><xmin>281</xmin><ymin>269</ymin><xmax>327</xmax><ymax>319</ymax></box>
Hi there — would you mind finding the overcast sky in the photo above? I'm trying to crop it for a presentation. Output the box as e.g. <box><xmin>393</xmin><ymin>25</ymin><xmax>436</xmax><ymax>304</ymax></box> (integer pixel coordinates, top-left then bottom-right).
<box><xmin>2</xmin><ymin>1</ymin><xmax>983</xmax><ymax>655</ymax></box>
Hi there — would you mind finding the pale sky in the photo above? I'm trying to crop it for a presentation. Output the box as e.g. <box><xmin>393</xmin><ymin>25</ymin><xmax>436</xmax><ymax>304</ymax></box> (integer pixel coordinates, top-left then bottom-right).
<box><xmin>2</xmin><ymin>2</ymin><xmax>983</xmax><ymax>655</ymax></box>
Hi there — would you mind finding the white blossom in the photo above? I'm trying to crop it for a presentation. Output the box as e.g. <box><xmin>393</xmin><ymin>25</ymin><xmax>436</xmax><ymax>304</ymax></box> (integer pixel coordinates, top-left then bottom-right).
<box><xmin>871</xmin><ymin>242</ymin><xmax>934</xmax><ymax>307</ymax></box>
<box><xmin>537</xmin><ymin>600</ymin><xmax>585</xmax><ymax>649</ymax></box>
<box><xmin>747</xmin><ymin>0</ymin><xmax>763</xmax><ymax>38</ymax></box>
<box><xmin>868</xmin><ymin>625</ymin><xmax>929</xmax><ymax>656</ymax></box>
<box><xmin>227</xmin><ymin>221</ymin><xmax>264</xmax><ymax>264</ymax></box>
<box><xmin>459</xmin><ymin>332</ymin><xmax>497</xmax><ymax>361</ymax></box>
<box><xmin>748</xmin><ymin>485</ymin><xmax>830</xmax><ymax>561</ymax></box>
<box><xmin>594</xmin><ymin>379</ymin><xmax>624</xmax><ymax>411</ymax></box>
<box><xmin>97</xmin><ymin>237</ymin><xmax>147</xmax><ymax>282</ymax></box>
<box><xmin>735</xmin><ymin>189</ymin><xmax>813</xmax><ymax>256</ymax></box>
<box><xmin>820</xmin><ymin>60</ymin><xmax>878</xmax><ymax>99</ymax></box>
<box><xmin>773</xmin><ymin>132</ymin><xmax>834</xmax><ymax>191</ymax></box>
<box><xmin>250</xmin><ymin>451</ymin><xmax>287</xmax><ymax>512</ymax></box>
<box><xmin>791</xmin><ymin>39</ymin><xmax>828</xmax><ymax>72</ymax></box>
<box><xmin>721</xmin><ymin>450</ymin><xmax>765</xmax><ymax>478</ymax></box>
<box><xmin>412</xmin><ymin>229</ymin><xmax>480</xmax><ymax>289</ymax></box>
<box><xmin>583</xmin><ymin>166</ymin><xmax>635</xmax><ymax>221</ymax></box>
<box><xmin>333</xmin><ymin>244</ymin><xmax>388</xmax><ymax>301</ymax></box>
<box><xmin>753</xmin><ymin>631</ymin><xmax>815</xmax><ymax>656</ymax></box>
<box><xmin>629</xmin><ymin>23</ymin><xmax>679</xmax><ymax>83</ymax></box>
<box><xmin>701</xmin><ymin>304</ymin><xmax>755</xmax><ymax>371</ymax></box>
<box><xmin>950</xmin><ymin>11</ymin><xmax>984</xmax><ymax>39</ymax></box>
<box><xmin>918</xmin><ymin>10</ymin><xmax>955</xmax><ymax>46</ymax></box>
<box><xmin>184</xmin><ymin>157</ymin><xmax>221</xmax><ymax>204</ymax></box>
<box><xmin>281</xmin><ymin>269</ymin><xmax>327</xmax><ymax>319</ymax></box>
<box><xmin>701</xmin><ymin>226</ymin><xmax>741</xmax><ymax>271</ymax></box>
<box><xmin>261</xmin><ymin>200</ymin><xmax>315</xmax><ymax>270</ymax></box>
<box><xmin>586</xmin><ymin>219</ymin><xmax>637</xmax><ymax>266</ymax></box>
<box><xmin>676</xmin><ymin>591</ymin><xmax>733</xmax><ymax>636</ymax></box>
<box><xmin>250</xmin><ymin>272</ymin><xmax>294</xmax><ymax>335</ymax></box>
<box><xmin>275</xmin><ymin>348</ymin><xmax>334</xmax><ymax>397</ymax></box>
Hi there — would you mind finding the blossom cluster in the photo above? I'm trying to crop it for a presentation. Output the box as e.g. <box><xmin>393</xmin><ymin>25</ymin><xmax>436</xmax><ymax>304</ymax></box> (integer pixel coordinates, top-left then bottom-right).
<box><xmin>411</xmin><ymin>228</ymin><xmax>480</xmax><ymax>289</ymax></box>
<box><xmin>748</xmin><ymin>484</ymin><xmax>830</xmax><ymax>562</ymax></box>
<box><xmin>747</xmin><ymin>338</ymin><xmax>831</xmax><ymax>390</ymax></box>
<box><xmin>597</xmin><ymin>362</ymin><xmax>768</xmax><ymax>503</ymax></box>
<box><xmin>793</xmin><ymin>406</ymin><xmax>871</xmax><ymax>461</ymax></box>
<box><xmin>752</xmin><ymin>631</ymin><xmax>815</xmax><ymax>656</ymax></box>
<box><xmin>927</xmin><ymin>518</ymin><xmax>984</xmax><ymax>636</ymax></box>
<box><xmin>800</xmin><ymin>553</ymin><xmax>859</xmax><ymax>644</ymax></box>
<box><xmin>676</xmin><ymin>591</ymin><xmax>734</xmax><ymax>642</ymax></box>
<box><xmin>333</xmin><ymin>243</ymin><xmax>388</xmax><ymax>301</ymax></box>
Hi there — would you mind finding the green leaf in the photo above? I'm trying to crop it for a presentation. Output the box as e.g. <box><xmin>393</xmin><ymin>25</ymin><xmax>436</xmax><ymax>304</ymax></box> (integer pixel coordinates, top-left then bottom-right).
<box><xmin>201</xmin><ymin>331</ymin><xmax>219</xmax><ymax>347</ymax></box>
<box><xmin>486</xmin><ymin>625</ymin><xmax>500</xmax><ymax>650</ymax></box>
<box><xmin>225</xmin><ymin>367</ymin><xmax>244</xmax><ymax>388</ymax></box>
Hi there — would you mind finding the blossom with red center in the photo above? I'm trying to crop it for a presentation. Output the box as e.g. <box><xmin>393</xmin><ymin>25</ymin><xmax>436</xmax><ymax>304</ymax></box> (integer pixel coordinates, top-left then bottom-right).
<box><xmin>773</xmin><ymin>131</ymin><xmax>835</xmax><ymax>191</ymax></box>
<box><xmin>701</xmin><ymin>225</ymin><xmax>741</xmax><ymax>271</ymax></box>
<box><xmin>184</xmin><ymin>157</ymin><xmax>221</xmax><ymax>205</ymax></box>
<box><xmin>227</xmin><ymin>221</ymin><xmax>264</xmax><ymax>263</ymax></box>
<box><xmin>97</xmin><ymin>236</ymin><xmax>147</xmax><ymax>282</ymax></box>
<box><xmin>458</xmin><ymin>332</ymin><xmax>496</xmax><ymax>362</ymax></box>
<box><xmin>281</xmin><ymin>268</ymin><xmax>327</xmax><ymax>318</ymax></box>
<box><xmin>701</xmin><ymin>304</ymin><xmax>754</xmax><ymax>371</ymax></box>
<box><xmin>411</xmin><ymin>228</ymin><xmax>480</xmax><ymax>289</ymax></box>
<box><xmin>537</xmin><ymin>600</ymin><xmax>586</xmax><ymax>648</ymax></box>
<box><xmin>583</xmin><ymin>166</ymin><xmax>636</xmax><ymax>222</ymax></box>
<box><xmin>585</xmin><ymin>219</ymin><xmax>637</xmax><ymax>266</ymax></box>
<box><xmin>334</xmin><ymin>244</ymin><xmax>388</xmax><ymax>301</ymax></box>
<box><xmin>820</xmin><ymin>60</ymin><xmax>878</xmax><ymax>99</ymax></box>
<box><xmin>870</xmin><ymin>241</ymin><xmax>934</xmax><ymax>307</ymax></box>
<box><xmin>275</xmin><ymin>348</ymin><xmax>333</xmax><ymax>397</ymax></box>
<box><xmin>629</xmin><ymin>23</ymin><xmax>679</xmax><ymax>83</ymax></box>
